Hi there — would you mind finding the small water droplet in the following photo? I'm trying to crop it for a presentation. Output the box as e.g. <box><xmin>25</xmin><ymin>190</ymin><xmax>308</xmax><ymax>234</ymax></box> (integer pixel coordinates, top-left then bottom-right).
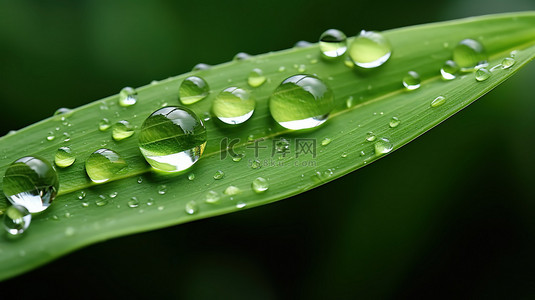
<box><xmin>81</xmin><ymin>202</ymin><xmax>89</xmax><ymax>208</ymax></box>
<box><xmin>345</xmin><ymin>96</ymin><xmax>355</xmax><ymax>108</ymax></box>
<box><xmin>112</xmin><ymin>120</ymin><xmax>134</xmax><ymax>141</ymax></box>
<box><xmin>47</xmin><ymin>132</ymin><xmax>55</xmax><ymax>141</ymax></box>
<box><xmin>502</xmin><ymin>57</ymin><xmax>515</xmax><ymax>69</ymax></box>
<box><xmin>205</xmin><ymin>190</ymin><xmax>220</xmax><ymax>204</ymax></box>
<box><xmin>248</xmin><ymin>68</ymin><xmax>267</xmax><ymax>87</ymax></box>
<box><xmin>213</xmin><ymin>170</ymin><xmax>225</xmax><ymax>180</ymax></box>
<box><xmin>54</xmin><ymin>107</ymin><xmax>72</xmax><ymax>117</ymax></box>
<box><xmin>99</xmin><ymin>118</ymin><xmax>111</xmax><ymax>131</ymax></box>
<box><xmin>213</xmin><ymin>87</ymin><xmax>255</xmax><ymax>124</ymax></box>
<box><xmin>64</xmin><ymin>212</ymin><xmax>71</xmax><ymax>218</ymax></box>
<box><xmin>85</xmin><ymin>149</ymin><xmax>127</xmax><ymax>183</ymax></box>
<box><xmin>374</xmin><ymin>138</ymin><xmax>393</xmax><ymax>155</ymax></box>
<box><xmin>349</xmin><ymin>30</ymin><xmax>392</xmax><ymax>68</ymax></box>
<box><xmin>389</xmin><ymin>117</ymin><xmax>400</xmax><ymax>128</ymax></box>
<box><xmin>3</xmin><ymin>205</ymin><xmax>31</xmax><ymax>236</ymax></box>
<box><xmin>232</xmin><ymin>153</ymin><xmax>244</xmax><ymax>162</ymax></box>
<box><xmin>109</xmin><ymin>191</ymin><xmax>118</xmax><ymax>198</ymax></box>
<box><xmin>341</xmin><ymin>152</ymin><xmax>348</xmax><ymax>158</ymax></box>
<box><xmin>297</xmin><ymin>64</ymin><xmax>306</xmax><ymax>72</ymax></box>
<box><xmin>251</xmin><ymin>159</ymin><xmax>262</xmax><ymax>169</ymax></box>
<box><xmin>119</xmin><ymin>87</ymin><xmax>137</xmax><ymax>107</ymax></box>
<box><xmin>128</xmin><ymin>197</ymin><xmax>139</xmax><ymax>208</ymax></box>
<box><xmin>192</xmin><ymin>63</ymin><xmax>211</xmax><ymax>71</ymax></box>
<box><xmin>236</xmin><ymin>201</ymin><xmax>246</xmax><ymax>209</ymax></box>
<box><xmin>96</xmin><ymin>195</ymin><xmax>108</xmax><ymax>206</ymax></box>
<box><xmin>65</xmin><ymin>227</ymin><xmax>75</xmax><ymax>236</ymax></box>
<box><xmin>251</xmin><ymin>177</ymin><xmax>269</xmax><ymax>193</ymax></box>
<box><xmin>321</xmin><ymin>138</ymin><xmax>332</xmax><ymax>146</ymax></box>
<box><xmin>158</xmin><ymin>185</ymin><xmax>167</xmax><ymax>195</ymax></box>
<box><xmin>475</xmin><ymin>68</ymin><xmax>491</xmax><ymax>81</ymax></box>
<box><xmin>319</xmin><ymin>29</ymin><xmax>347</xmax><ymax>58</ymax></box>
<box><xmin>179</xmin><ymin>76</ymin><xmax>210</xmax><ymax>105</ymax></box>
<box><xmin>278</xmin><ymin>66</ymin><xmax>286</xmax><ymax>72</ymax></box>
<box><xmin>62</xmin><ymin>132</ymin><xmax>71</xmax><ymax>142</ymax></box>
<box><xmin>294</xmin><ymin>40</ymin><xmax>312</xmax><ymax>48</ymax></box>
<box><xmin>233</xmin><ymin>52</ymin><xmax>251</xmax><ymax>61</ymax></box>
<box><xmin>431</xmin><ymin>96</ymin><xmax>446</xmax><ymax>108</ymax></box>
<box><xmin>55</xmin><ymin>146</ymin><xmax>75</xmax><ymax>168</ymax></box>
<box><xmin>187</xmin><ymin>173</ymin><xmax>195</xmax><ymax>181</ymax></box>
<box><xmin>224</xmin><ymin>186</ymin><xmax>241</xmax><ymax>196</ymax></box>
<box><xmin>185</xmin><ymin>200</ymin><xmax>198</xmax><ymax>215</ymax></box>
<box><xmin>137</xmin><ymin>176</ymin><xmax>143</xmax><ymax>184</ymax></box>
<box><xmin>146</xmin><ymin>198</ymin><xmax>154</xmax><ymax>206</ymax></box>
<box><xmin>77</xmin><ymin>191</ymin><xmax>86</xmax><ymax>200</ymax></box>
<box><xmin>366</xmin><ymin>132</ymin><xmax>376</xmax><ymax>142</ymax></box>
<box><xmin>402</xmin><ymin>71</ymin><xmax>421</xmax><ymax>90</ymax></box>
<box><xmin>441</xmin><ymin>60</ymin><xmax>460</xmax><ymax>80</ymax></box>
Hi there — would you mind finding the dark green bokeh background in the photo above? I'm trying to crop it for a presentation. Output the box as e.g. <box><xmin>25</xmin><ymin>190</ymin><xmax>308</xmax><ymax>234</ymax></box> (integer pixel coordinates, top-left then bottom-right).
<box><xmin>1</xmin><ymin>0</ymin><xmax>535</xmax><ymax>298</ymax></box>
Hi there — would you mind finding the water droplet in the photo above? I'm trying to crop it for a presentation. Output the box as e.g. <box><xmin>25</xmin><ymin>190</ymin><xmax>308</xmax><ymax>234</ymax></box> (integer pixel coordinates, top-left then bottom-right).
<box><xmin>139</xmin><ymin>106</ymin><xmax>207</xmax><ymax>172</ymax></box>
<box><xmin>440</xmin><ymin>60</ymin><xmax>460</xmax><ymax>80</ymax></box>
<box><xmin>137</xmin><ymin>176</ymin><xmax>143</xmax><ymax>184</ymax></box>
<box><xmin>192</xmin><ymin>63</ymin><xmax>211</xmax><ymax>71</ymax></box>
<box><xmin>341</xmin><ymin>152</ymin><xmax>348</xmax><ymax>158</ymax></box>
<box><xmin>402</xmin><ymin>71</ymin><xmax>421</xmax><ymax>90</ymax></box>
<box><xmin>345</xmin><ymin>96</ymin><xmax>355</xmax><ymax>108</ymax></box>
<box><xmin>321</xmin><ymin>138</ymin><xmax>332</xmax><ymax>146</ymax></box>
<box><xmin>77</xmin><ymin>191</ymin><xmax>86</xmax><ymax>200</ymax></box>
<box><xmin>213</xmin><ymin>87</ymin><xmax>255</xmax><ymax>125</ymax></box>
<box><xmin>453</xmin><ymin>39</ymin><xmax>487</xmax><ymax>69</ymax></box>
<box><xmin>112</xmin><ymin>120</ymin><xmax>134</xmax><ymax>141</ymax></box>
<box><xmin>3</xmin><ymin>205</ymin><xmax>31</xmax><ymax>236</ymax></box>
<box><xmin>431</xmin><ymin>96</ymin><xmax>446</xmax><ymax>108</ymax></box>
<box><xmin>389</xmin><ymin>117</ymin><xmax>400</xmax><ymax>128</ymax></box>
<box><xmin>366</xmin><ymin>132</ymin><xmax>376</xmax><ymax>142</ymax></box>
<box><xmin>224</xmin><ymin>186</ymin><xmax>241</xmax><ymax>196</ymax></box>
<box><xmin>146</xmin><ymin>198</ymin><xmax>154</xmax><ymax>206</ymax></box>
<box><xmin>109</xmin><ymin>191</ymin><xmax>118</xmax><ymax>198</ymax></box>
<box><xmin>213</xmin><ymin>170</ymin><xmax>225</xmax><ymax>180</ymax></box>
<box><xmin>475</xmin><ymin>68</ymin><xmax>491</xmax><ymax>81</ymax></box>
<box><xmin>251</xmin><ymin>177</ymin><xmax>269</xmax><ymax>193</ymax></box>
<box><xmin>502</xmin><ymin>57</ymin><xmax>515</xmax><ymax>69</ymax></box>
<box><xmin>158</xmin><ymin>185</ymin><xmax>167</xmax><ymax>195</ymax></box>
<box><xmin>374</xmin><ymin>138</ymin><xmax>393</xmax><ymax>155</ymax></box>
<box><xmin>349</xmin><ymin>30</ymin><xmax>392</xmax><ymax>68</ymax></box>
<box><xmin>179</xmin><ymin>76</ymin><xmax>210</xmax><ymax>105</ymax></box>
<box><xmin>248</xmin><ymin>68</ymin><xmax>267</xmax><ymax>87</ymax></box>
<box><xmin>269</xmin><ymin>74</ymin><xmax>334</xmax><ymax>130</ymax></box>
<box><xmin>319</xmin><ymin>29</ymin><xmax>347</xmax><ymax>58</ymax></box>
<box><xmin>54</xmin><ymin>146</ymin><xmax>75</xmax><ymax>168</ymax></box>
<box><xmin>46</xmin><ymin>132</ymin><xmax>55</xmax><ymax>141</ymax></box>
<box><xmin>128</xmin><ymin>197</ymin><xmax>139</xmax><ymax>208</ymax></box>
<box><xmin>2</xmin><ymin>156</ymin><xmax>59</xmax><ymax>213</ymax></box>
<box><xmin>185</xmin><ymin>200</ymin><xmax>198</xmax><ymax>215</ymax></box>
<box><xmin>294</xmin><ymin>40</ymin><xmax>312</xmax><ymax>48</ymax></box>
<box><xmin>85</xmin><ymin>149</ymin><xmax>127</xmax><ymax>183</ymax></box>
<box><xmin>205</xmin><ymin>190</ymin><xmax>220</xmax><ymax>204</ymax></box>
<box><xmin>251</xmin><ymin>159</ymin><xmax>262</xmax><ymax>169</ymax></box>
<box><xmin>62</xmin><ymin>132</ymin><xmax>71</xmax><ymax>142</ymax></box>
<box><xmin>278</xmin><ymin>66</ymin><xmax>286</xmax><ymax>72</ymax></box>
<box><xmin>233</xmin><ymin>52</ymin><xmax>251</xmax><ymax>61</ymax></box>
<box><xmin>81</xmin><ymin>202</ymin><xmax>89</xmax><ymax>208</ymax></box>
<box><xmin>96</xmin><ymin>195</ymin><xmax>108</xmax><ymax>206</ymax></box>
<box><xmin>65</xmin><ymin>227</ymin><xmax>75</xmax><ymax>236</ymax></box>
<box><xmin>232</xmin><ymin>154</ymin><xmax>244</xmax><ymax>162</ymax></box>
<box><xmin>118</xmin><ymin>87</ymin><xmax>137</xmax><ymax>107</ymax></box>
<box><xmin>297</xmin><ymin>64</ymin><xmax>306</xmax><ymax>72</ymax></box>
<box><xmin>54</xmin><ymin>107</ymin><xmax>72</xmax><ymax>116</ymax></box>
<box><xmin>187</xmin><ymin>173</ymin><xmax>195</xmax><ymax>181</ymax></box>
<box><xmin>99</xmin><ymin>118</ymin><xmax>111</xmax><ymax>131</ymax></box>
<box><xmin>236</xmin><ymin>201</ymin><xmax>246</xmax><ymax>209</ymax></box>
<box><xmin>64</xmin><ymin>212</ymin><xmax>72</xmax><ymax>218</ymax></box>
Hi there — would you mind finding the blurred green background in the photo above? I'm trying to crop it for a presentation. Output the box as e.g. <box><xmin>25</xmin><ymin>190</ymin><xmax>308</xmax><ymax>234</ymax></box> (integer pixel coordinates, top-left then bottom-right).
<box><xmin>1</xmin><ymin>0</ymin><xmax>535</xmax><ymax>298</ymax></box>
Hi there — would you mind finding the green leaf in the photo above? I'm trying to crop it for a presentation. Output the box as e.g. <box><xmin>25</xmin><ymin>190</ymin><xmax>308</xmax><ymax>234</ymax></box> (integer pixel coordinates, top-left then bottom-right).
<box><xmin>0</xmin><ymin>12</ymin><xmax>534</xmax><ymax>280</ymax></box>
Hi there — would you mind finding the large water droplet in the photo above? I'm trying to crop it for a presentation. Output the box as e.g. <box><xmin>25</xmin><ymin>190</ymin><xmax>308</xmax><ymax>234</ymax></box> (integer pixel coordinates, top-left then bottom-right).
<box><xmin>213</xmin><ymin>87</ymin><xmax>255</xmax><ymax>125</ymax></box>
<box><xmin>2</xmin><ymin>156</ymin><xmax>59</xmax><ymax>213</ymax></box>
<box><xmin>251</xmin><ymin>177</ymin><xmax>269</xmax><ymax>194</ymax></box>
<box><xmin>502</xmin><ymin>57</ymin><xmax>515</xmax><ymax>69</ymax></box>
<box><xmin>319</xmin><ymin>29</ymin><xmax>347</xmax><ymax>58</ymax></box>
<box><xmin>475</xmin><ymin>68</ymin><xmax>491</xmax><ymax>81</ymax></box>
<box><xmin>55</xmin><ymin>146</ymin><xmax>75</xmax><ymax>168</ymax></box>
<box><xmin>248</xmin><ymin>68</ymin><xmax>267</xmax><ymax>88</ymax></box>
<box><xmin>348</xmin><ymin>30</ymin><xmax>392</xmax><ymax>68</ymax></box>
<box><xmin>431</xmin><ymin>96</ymin><xmax>446</xmax><ymax>108</ymax></box>
<box><xmin>119</xmin><ymin>87</ymin><xmax>137</xmax><ymax>107</ymax></box>
<box><xmin>441</xmin><ymin>60</ymin><xmax>460</xmax><ymax>80</ymax></box>
<box><xmin>138</xmin><ymin>106</ymin><xmax>207</xmax><ymax>172</ymax></box>
<box><xmin>3</xmin><ymin>205</ymin><xmax>31</xmax><ymax>236</ymax></box>
<box><xmin>112</xmin><ymin>120</ymin><xmax>134</xmax><ymax>141</ymax></box>
<box><xmin>85</xmin><ymin>149</ymin><xmax>127</xmax><ymax>183</ymax></box>
<box><xmin>179</xmin><ymin>76</ymin><xmax>210</xmax><ymax>105</ymax></box>
<box><xmin>374</xmin><ymin>138</ymin><xmax>393</xmax><ymax>155</ymax></box>
<box><xmin>402</xmin><ymin>71</ymin><xmax>421</xmax><ymax>90</ymax></box>
<box><xmin>452</xmin><ymin>39</ymin><xmax>487</xmax><ymax>69</ymax></box>
<box><xmin>269</xmin><ymin>74</ymin><xmax>334</xmax><ymax>130</ymax></box>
